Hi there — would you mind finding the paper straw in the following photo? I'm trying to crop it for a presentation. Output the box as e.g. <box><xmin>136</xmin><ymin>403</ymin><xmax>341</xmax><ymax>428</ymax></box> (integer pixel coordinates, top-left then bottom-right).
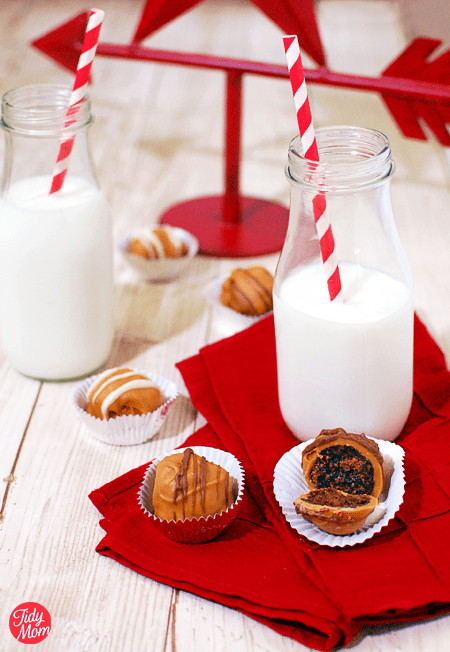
<box><xmin>283</xmin><ymin>35</ymin><xmax>342</xmax><ymax>301</ymax></box>
<box><xmin>50</xmin><ymin>8</ymin><xmax>105</xmax><ymax>194</ymax></box>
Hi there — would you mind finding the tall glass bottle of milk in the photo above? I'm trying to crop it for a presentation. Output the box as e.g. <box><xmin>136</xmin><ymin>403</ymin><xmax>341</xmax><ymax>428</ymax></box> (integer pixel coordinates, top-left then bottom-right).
<box><xmin>0</xmin><ymin>84</ymin><xmax>114</xmax><ymax>381</ymax></box>
<box><xmin>273</xmin><ymin>127</ymin><xmax>413</xmax><ymax>442</ymax></box>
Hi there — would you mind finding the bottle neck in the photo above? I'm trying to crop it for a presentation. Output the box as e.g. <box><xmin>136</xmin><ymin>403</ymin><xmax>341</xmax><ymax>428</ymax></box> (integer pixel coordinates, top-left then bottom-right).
<box><xmin>1</xmin><ymin>84</ymin><xmax>97</xmax><ymax>195</ymax></box>
<box><xmin>285</xmin><ymin>126</ymin><xmax>395</xmax><ymax>193</ymax></box>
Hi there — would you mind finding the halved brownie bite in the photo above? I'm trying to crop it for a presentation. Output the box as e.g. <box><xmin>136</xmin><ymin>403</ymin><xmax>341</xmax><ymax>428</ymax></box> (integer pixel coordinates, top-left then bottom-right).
<box><xmin>294</xmin><ymin>487</ymin><xmax>378</xmax><ymax>535</ymax></box>
<box><xmin>294</xmin><ymin>428</ymin><xmax>385</xmax><ymax>535</ymax></box>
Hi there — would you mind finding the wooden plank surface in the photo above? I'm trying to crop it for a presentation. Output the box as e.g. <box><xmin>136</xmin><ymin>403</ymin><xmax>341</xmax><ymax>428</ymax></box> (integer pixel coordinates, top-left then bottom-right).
<box><xmin>1</xmin><ymin>1</ymin><xmax>450</xmax><ymax>651</ymax></box>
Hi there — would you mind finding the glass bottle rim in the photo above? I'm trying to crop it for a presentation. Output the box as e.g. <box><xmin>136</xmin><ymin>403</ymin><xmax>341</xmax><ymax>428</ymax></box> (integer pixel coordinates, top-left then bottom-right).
<box><xmin>286</xmin><ymin>125</ymin><xmax>395</xmax><ymax>191</ymax></box>
<box><xmin>1</xmin><ymin>83</ymin><xmax>93</xmax><ymax>137</ymax></box>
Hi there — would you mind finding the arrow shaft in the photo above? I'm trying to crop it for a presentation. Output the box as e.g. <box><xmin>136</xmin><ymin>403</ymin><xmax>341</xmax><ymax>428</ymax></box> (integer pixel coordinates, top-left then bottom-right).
<box><xmin>95</xmin><ymin>42</ymin><xmax>450</xmax><ymax>103</ymax></box>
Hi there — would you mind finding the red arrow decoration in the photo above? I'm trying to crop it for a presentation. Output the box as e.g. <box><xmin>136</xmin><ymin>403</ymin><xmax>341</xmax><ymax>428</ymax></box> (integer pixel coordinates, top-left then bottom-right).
<box><xmin>132</xmin><ymin>0</ymin><xmax>326</xmax><ymax>67</ymax></box>
<box><xmin>31</xmin><ymin>11</ymin><xmax>88</xmax><ymax>76</ymax></box>
<box><xmin>31</xmin><ymin>11</ymin><xmax>450</xmax><ymax>147</ymax></box>
<box><xmin>29</xmin><ymin>11</ymin><xmax>450</xmax><ymax>258</ymax></box>
<box><xmin>382</xmin><ymin>38</ymin><xmax>450</xmax><ymax>146</ymax></box>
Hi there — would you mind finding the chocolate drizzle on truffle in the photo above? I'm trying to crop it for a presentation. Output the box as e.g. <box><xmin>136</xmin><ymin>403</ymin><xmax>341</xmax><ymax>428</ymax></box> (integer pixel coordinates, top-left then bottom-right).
<box><xmin>151</xmin><ymin>448</ymin><xmax>235</xmax><ymax>522</ymax></box>
<box><xmin>173</xmin><ymin>449</ymin><xmax>211</xmax><ymax>519</ymax></box>
<box><xmin>229</xmin><ymin>275</ymin><xmax>272</xmax><ymax>315</ymax></box>
<box><xmin>220</xmin><ymin>266</ymin><xmax>274</xmax><ymax>316</ymax></box>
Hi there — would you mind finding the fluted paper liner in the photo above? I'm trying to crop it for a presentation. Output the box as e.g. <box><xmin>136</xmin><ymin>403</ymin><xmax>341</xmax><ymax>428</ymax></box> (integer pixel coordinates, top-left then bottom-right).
<box><xmin>74</xmin><ymin>369</ymin><xmax>178</xmax><ymax>445</ymax></box>
<box><xmin>120</xmin><ymin>227</ymin><xmax>199</xmax><ymax>282</ymax></box>
<box><xmin>273</xmin><ymin>437</ymin><xmax>405</xmax><ymax>547</ymax></box>
<box><xmin>138</xmin><ymin>446</ymin><xmax>245</xmax><ymax>543</ymax></box>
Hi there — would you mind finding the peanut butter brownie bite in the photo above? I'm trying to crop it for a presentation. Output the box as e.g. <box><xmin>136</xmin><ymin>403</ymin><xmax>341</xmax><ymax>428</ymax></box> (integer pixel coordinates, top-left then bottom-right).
<box><xmin>294</xmin><ymin>428</ymin><xmax>385</xmax><ymax>535</ymax></box>
<box><xmin>128</xmin><ymin>226</ymin><xmax>188</xmax><ymax>260</ymax></box>
<box><xmin>152</xmin><ymin>448</ymin><xmax>235</xmax><ymax>521</ymax></box>
<box><xmin>220</xmin><ymin>266</ymin><xmax>273</xmax><ymax>316</ymax></box>
<box><xmin>86</xmin><ymin>367</ymin><xmax>162</xmax><ymax>421</ymax></box>
<box><xmin>139</xmin><ymin>446</ymin><xmax>245</xmax><ymax>543</ymax></box>
<box><xmin>74</xmin><ymin>367</ymin><xmax>178</xmax><ymax>445</ymax></box>
<box><xmin>294</xmin><ymin>487</ymin><xmax>379</xmax><ymax>536</ymax></box>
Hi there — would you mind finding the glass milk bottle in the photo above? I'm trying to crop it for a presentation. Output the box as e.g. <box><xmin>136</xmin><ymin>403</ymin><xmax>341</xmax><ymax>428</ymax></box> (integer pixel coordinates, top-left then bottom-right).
<box><xmin>0</xmin><ymin>83</ymin><xmax>114</xmax><ymax>381</ymax></box>
<box><xmin>273</xmin><ymin>126</ymin><xmax>413</xmax><ymax>442</ymax></box>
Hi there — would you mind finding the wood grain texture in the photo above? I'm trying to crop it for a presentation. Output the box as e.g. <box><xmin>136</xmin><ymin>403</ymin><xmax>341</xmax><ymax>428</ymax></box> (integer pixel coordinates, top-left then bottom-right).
<box><xmin>1</xmin><ymin>1</ymin><xmax>450</xmax><ymax>651</ymax></box>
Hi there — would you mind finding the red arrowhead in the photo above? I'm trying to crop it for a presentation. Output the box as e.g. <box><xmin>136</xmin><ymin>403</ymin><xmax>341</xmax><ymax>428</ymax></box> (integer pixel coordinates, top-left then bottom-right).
<box><xmin>382</xmin><ymin>38</ymin><xmax>450</xmax><ymax>146</ymax></box>
<box><xmin>133</xmin><ymin>0</ymin><xmax>326</xmax><ymax>66</ymax></box>
<box><xmin>31</xmin><ymin>11</ymin><xmax>89</xmax><ymax>74</ymax></box>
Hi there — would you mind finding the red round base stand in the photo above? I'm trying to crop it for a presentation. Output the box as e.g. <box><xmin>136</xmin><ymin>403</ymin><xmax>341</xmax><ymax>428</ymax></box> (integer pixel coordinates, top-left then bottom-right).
<box><xmin>160</xmin><ymin>195</ymin><xmax>289</xmax><ymax>257</ymax></box>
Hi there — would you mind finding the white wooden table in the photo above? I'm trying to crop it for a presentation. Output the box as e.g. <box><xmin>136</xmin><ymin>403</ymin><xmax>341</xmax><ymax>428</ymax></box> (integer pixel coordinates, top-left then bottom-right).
<box><xmin>1</xmin><ymin>1</ymin><xmax>450</xmax><ymax>650</ymax></box>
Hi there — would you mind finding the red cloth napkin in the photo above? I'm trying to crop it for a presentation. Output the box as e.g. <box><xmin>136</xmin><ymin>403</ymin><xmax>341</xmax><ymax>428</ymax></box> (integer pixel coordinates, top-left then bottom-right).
<box><xmin>89</xmin><ymin>314</ymin><xmax>450</xmax><ymax>651</ymax></box>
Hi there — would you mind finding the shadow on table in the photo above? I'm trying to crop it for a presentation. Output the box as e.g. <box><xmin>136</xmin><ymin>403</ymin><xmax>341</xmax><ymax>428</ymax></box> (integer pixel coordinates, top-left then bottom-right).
<box><xmin>111</xmin><ymin>257</ymin><xmax>217</xmax><ymax>351</ymax></box>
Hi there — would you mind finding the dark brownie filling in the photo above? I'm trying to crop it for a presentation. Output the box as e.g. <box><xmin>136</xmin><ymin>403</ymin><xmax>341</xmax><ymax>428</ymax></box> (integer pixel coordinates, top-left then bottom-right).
<box><xmin>309</xmin><ymin>444</ymin><xmax>375</xmax><ymax>494</ymax></box>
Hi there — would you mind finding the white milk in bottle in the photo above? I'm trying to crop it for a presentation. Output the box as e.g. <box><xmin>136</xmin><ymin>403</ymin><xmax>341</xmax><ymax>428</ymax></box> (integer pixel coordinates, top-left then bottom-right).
<box><xmin>274</xmin><ymin>262</ymin><xmax>413</xmax><ymax>441</ymax></box>
<box><xmin>0</xmin><ymin>84</ymin><xmax>114</xmax><ymax>380</ymax></box>
<box><xmin>274</xmin><ymin>127</ymin><xmax>414</xmax><ymax>441</ymax></box>
<box><xmin>0</xmin><ymin>175</ymin><xmax>114</xmax><ymax>380</ymax></box>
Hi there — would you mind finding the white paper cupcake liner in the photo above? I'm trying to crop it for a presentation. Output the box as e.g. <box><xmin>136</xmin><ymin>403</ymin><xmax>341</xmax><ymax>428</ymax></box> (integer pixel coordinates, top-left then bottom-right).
<box><xmin>119</xmin><ymin>227</ymin><xmax>199</xmax><ymax>282</ymax></box>
<box><xmin>74</xmin><ymin>369</ymin><xmax>178</xmax><ymax>445</ymax></box>
<box><xmin>204</xmin><ymin>277</ymin><xmax>272</xmax><ymax>334</ymax></box>
<box><xmin>138</xmin><ymin>446</ymin><xmax>245</xmax><ymax>543</ymax></box>
<box><xmin>273</xmin><ymin>437</ymin><xmax>405</xmax><ymax>547</ymax></box>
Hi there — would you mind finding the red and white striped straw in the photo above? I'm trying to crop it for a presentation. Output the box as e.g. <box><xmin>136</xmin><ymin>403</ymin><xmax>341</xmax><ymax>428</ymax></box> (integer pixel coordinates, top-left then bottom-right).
<box><xmin>283</xmin><ymin>34</ymin><xmax>342</xmax><ymax>301</ymax></box>
<box><xmin>50</xmin><ymin>8</ymin><xmax>104</xmax><ymax>194</ymax></box>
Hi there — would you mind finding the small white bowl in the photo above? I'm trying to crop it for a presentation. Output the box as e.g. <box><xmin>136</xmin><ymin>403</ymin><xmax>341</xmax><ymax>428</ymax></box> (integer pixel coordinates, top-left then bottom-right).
<box><xmin>120</xmin><ymin>226</ymin><xmax>199</xmax><ymax>282</ymax></box>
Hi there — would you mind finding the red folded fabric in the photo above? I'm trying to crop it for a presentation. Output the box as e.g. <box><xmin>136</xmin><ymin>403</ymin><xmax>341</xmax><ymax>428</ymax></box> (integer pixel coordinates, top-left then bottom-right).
<box><xmin>90</xmin><ymin>313</ymin><xmax>450</xmax><ymax>651</ymax></box>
